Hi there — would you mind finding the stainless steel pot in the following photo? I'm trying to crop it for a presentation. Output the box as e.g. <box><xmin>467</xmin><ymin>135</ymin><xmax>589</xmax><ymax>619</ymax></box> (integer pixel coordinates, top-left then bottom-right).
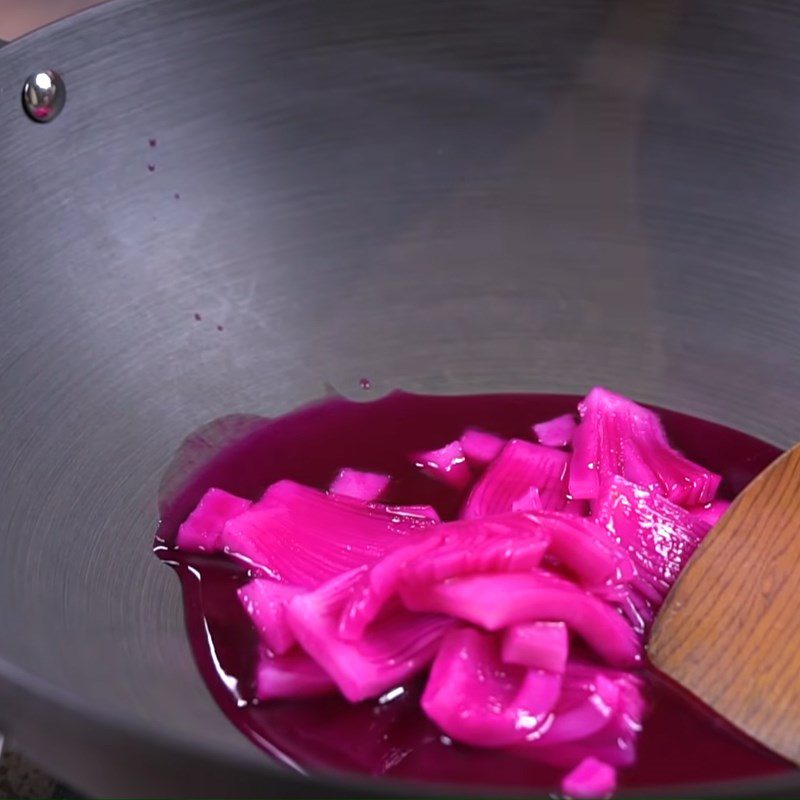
<box><xmin>1</xmin><ymin>0</ymin><xmax>799</xmax><ymax>796</ymax></box>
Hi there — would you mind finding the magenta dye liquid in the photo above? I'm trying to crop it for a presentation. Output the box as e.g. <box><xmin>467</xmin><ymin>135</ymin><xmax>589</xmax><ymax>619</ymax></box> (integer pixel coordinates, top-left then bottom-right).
<box><xmin>155</xmin><ymin>392</ymin><xmax>794</xmax><ymax>793</ymax></box>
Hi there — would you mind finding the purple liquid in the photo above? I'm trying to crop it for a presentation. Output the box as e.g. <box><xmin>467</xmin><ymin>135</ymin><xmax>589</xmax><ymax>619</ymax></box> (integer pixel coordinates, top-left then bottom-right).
<box><xmin>155</xmin><ymin>392</ymin><xmax>794</xmax><ymax>793</ymax></box>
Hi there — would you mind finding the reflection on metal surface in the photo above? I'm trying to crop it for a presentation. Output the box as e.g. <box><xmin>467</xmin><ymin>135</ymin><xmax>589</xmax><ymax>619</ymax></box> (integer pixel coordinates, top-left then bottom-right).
<box><xmin>21</xmin><ymin>69</ymin><xmax>65</xmax><ymax>122</ymax></box>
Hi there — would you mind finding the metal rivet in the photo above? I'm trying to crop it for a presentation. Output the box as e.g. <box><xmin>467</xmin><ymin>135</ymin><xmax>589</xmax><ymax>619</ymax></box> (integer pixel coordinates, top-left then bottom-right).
<box><xmin>22</xmin><ymin>70</ymin><xmax>66</xmax><ymax>123</ymax></box>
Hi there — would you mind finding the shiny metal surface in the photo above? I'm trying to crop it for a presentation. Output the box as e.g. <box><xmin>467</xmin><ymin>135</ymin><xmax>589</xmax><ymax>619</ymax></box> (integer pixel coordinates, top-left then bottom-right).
<box><xmin>21</xmin><ymin>69</ymin><xmax>65</xmax><ymax>121</ymax></box>
<box><xmin>0</xmin><ymin>0</ymin><xmax>799</xmax><ymax>797</ymax></box>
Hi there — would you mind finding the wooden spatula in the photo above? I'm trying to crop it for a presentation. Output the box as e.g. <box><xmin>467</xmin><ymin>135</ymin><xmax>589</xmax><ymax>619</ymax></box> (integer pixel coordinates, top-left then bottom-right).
<box><xmin>648</xmin><ymin>442</ymin><xmax>800</xmax><ymax>764</ymax></box>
